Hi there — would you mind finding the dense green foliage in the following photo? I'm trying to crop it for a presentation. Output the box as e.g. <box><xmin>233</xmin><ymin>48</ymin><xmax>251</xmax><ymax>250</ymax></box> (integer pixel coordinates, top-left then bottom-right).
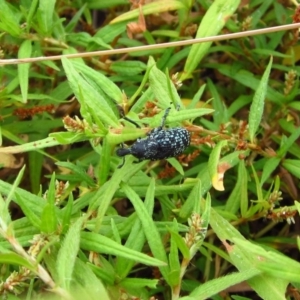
<box><xmin>0</xmin><ymin>0</ymin><xmax>300</xmax><ymax>299</ymax></box>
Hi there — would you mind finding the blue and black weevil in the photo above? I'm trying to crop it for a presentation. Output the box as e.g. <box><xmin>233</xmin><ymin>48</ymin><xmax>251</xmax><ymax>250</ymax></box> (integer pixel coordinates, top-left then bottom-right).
<box><xmin>116</xmin><ymin>107</ymin><xmax>190</xmax><ymax>167</ymax></box>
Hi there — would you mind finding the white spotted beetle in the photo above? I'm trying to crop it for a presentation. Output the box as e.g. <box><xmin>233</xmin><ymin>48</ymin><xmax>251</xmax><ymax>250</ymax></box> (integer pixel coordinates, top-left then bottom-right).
<box><xmin>116</xmin><ymin>107</ymin><xmax>190</xmax><ymax>167</ymax></box>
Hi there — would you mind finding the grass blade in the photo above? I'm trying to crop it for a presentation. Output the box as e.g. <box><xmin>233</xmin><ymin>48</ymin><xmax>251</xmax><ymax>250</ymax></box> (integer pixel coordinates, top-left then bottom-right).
<box><xmin>56</xmin><ymin>217</ymin><xmax>84</xmax><ymax>290</ymax></box>
<box><xmin>248</xmin><ymin>57</ymin><xmax>273</xmax><ymax>143</ymax></box>
<box><xmin>18</xmin><ymin>40</ymin><xmax>32</xmax><ymax>103</ymax></box>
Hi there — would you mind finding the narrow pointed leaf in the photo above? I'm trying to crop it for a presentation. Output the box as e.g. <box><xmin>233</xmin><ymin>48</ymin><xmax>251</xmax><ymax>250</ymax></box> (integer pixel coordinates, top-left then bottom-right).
<box><xmin>182</xmin><ymin>0</ymin><xmax>240</xmax><ymax>80</ymax></box>
<box><xmin>248</xmin><ymin>57</ymin><xmax>273</xmax><ymax>142</ymax></box>
<box><xmin>18</xmin><ymin>40</ymin><xmax>32</xmax><ymax>103</ymax></box>
<box><xmin>80</xmin><ymin>231</ymin><xmax>166</xmax><ymax>267</ymax></box>
<box><xmin>120</xmin><ymin>182</ymin><xmax>170</xmax><ymax>282</ymax></box>
<box><xmin>208</xmin><ymin>140</ymin><xmax>228</xmax><ymax>191</ymax></box>
<box><xmin>0</xmin><ymin>253</ymin><xmax>36</xmax><ymax>272</ymax></box>
<box><xmin>61</xmin><ymin>58</ymin><xmax>119</xmax><ymax>127</ymax></box>
<box><xmin>57</xmin><ymin>217</ymin><xmax>84</xmax><ymax>290</ymax></box>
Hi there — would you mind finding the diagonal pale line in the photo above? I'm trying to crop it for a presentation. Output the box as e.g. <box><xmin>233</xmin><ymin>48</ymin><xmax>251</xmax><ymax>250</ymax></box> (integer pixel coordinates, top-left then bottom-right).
<box><xmin>0</xmin><ymin>23</ymin><xmax>300</xmax><ymax>66</ymax></box>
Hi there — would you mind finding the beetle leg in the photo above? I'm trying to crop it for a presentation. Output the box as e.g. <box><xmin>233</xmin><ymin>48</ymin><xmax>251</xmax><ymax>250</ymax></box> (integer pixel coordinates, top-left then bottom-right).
<box><xmin>117</xmin><ymin>142</ymin><xmax>126</xmax><ymax>168</ymax></box>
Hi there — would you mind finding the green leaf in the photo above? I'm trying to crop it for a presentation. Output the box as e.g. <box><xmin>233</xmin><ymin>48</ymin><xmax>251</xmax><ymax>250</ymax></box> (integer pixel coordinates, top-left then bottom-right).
<box><xmin>97</xmin><ymin>137</ymin><xmax>111</xmax><ymax>185</ymax></box>
<box><xmin>129</xmin><ymin>69</ymin><xmax>153</xmax><ymax>108</ymax></box>
<box><xmin>36</xmin><ymin>0</ymin><xmax>56</xmax><ymax>35</ymax></box>
<box><xmin>15</xmin><ymin>194</ymin><xmax>41</xmax><ymax>229</ymax></box>
<box><xmin>115</xmin><ymin>178</ymin><xmax>155</xmax><ymax>279</ymax></box>
<box><xmin>28</xmin><ymin>150</ymin><xmax>43</xmax><ymax>194</ymax></box>
<box><xmin>18</xmin><ymin>40</ymin><xmax>32</xmax><ymax>103</ymax></box>
<box><xmin>180</xmin><ymin>151</ymin><xmax>245</xmax><ymax>218</ymax></box>
<box><xmin>225</xmin><ymin>160</ymin><xmax>248</xmax><ymax>216</ymax></box>
<box><xmin>207</xmin><ymin>79</ymin><xmax>228</xmax><ymax>125</ymax></box>
<box><xmin>248</xmin><ymin>57</ymin><xmax>273</xmax><ymax>142</ymax></box>
<box><xmin>167</xmin><ymin>157</ymin><xmax>184</xmax><ymax>175</ymax></box>
<box><xmin>50</xmin><ymin>132</ymin><xmax>87</xmax><ymax>144</ymax></box>
<box><xmin>147</xmin><ymin>107</ymin><xmax>214</xmax><ymax>128</ymax></box>
<box><xmin>0</xmin><ymin>253</ymin><xmax>36</xmax><ymax>272</ymax></box>
<box><xmin>179</xmin><ymin>179</ymin><xmax>202</xmax><ymax>219</ymax></box>
<box><xmin>210</xmin><ymin>207</ymin><xmax>247</xmax><ymax>243</ymax></box>
<box><xmin>61</xmin><ymin>58</ymin><xmax>119</xmax><ymax>127</ymax></box>
<box><xmin>0</xmin><ymin>194</ymin><xmax>11</xmax><ymax>232</ymax></box>
<box><xmin>93</xmin><ymin>22</ymin><xmax>127</xmax><ymax>44</ymax></box>
<box><xmin>233</xmin><ymin>237</ymin><xmax>300</xmax><ymax>283</ymax></box>
<box><xmin>40</xmin><ymin>203</ymin><xmax>57</xmax><ymax>234</ymax></box>
<box><xmin>88</xmin><ymin>259</ymin><xmax>115</xmax><ymax>286</ymax></box>
<box><xmin>228</xmin><ymin>95</ymin><xmax>252</xmax><ymax>118</ymax></box>
<box><xmin>55</xmin><ymin>162</ymin><xmax>96</xmax><ymax>187</ymax></box>
<box><xmin>71</xmin><ymin>61</ymin><xmax>123</xmax><ymax>103</ymax></box>
<box><xmin>260</xmin><ymin>156</ymin><xmax>281</xmax><ymax>186</ymax></box>
<box><xmin>168</xmin><ymin>234</ymin><xmax>181</xmax><ymax>286</ymax></box>
<box><xmin>187</xmin><ymin>84</ymin><xmax>206</xmax><ymax>109</ymax></box>
<box><xmin>80</xmin><ymin>231</ymin><xmax>166</xmax><ymax>267</ymax></box>
<box><xmin>2</xmin><ymin>218</ymin><xmax>38</xmax><ymax>249</ymax></box>
<box><xmin>148</xmin><ymin>57</ymin><xmax>182</xmax><ymax>108</ymax></box>
<box><xmin>110</xmin><ymin>0</ymin><xmax>185</xmax><ymax>24</ymax></box>
<box><xmin>182</xmin><ymin>0</ymin><xmax>240</xmax><ymax>80</ymax></box>
<box><xmin>288</xmin><ymin>101</ymin><xmax>300</xmax><ymax>112</ymax></box>
<box><xmin>217</xmin><ymin>64</ymin><xmax>284</xmax><ymax>104</ymax></box>
<box><xmin>0</xmin><ymin>181</ymin><xmax>46</xmax><ymax>234</ymax></box>
<box><xmin>6</xmin><ymin>165</ymin><xmax>26</xmax><ymax>208</ymax></box>
<box><xmin>0</xmin><ymin>0</ymin><xmax>21</xmax><ymax>36</ymax></box>
<box><xmin>110</xmin><ymin>218</ymin><xmax>121</xmax><ymax>244</ymax></box>
<box><xmin>110</xmin><ymin>60</ymin><xmax>147</xmax><ymax>76</ymax></box>
<box><xmin>198</xmin><ymin>193</ymin><xmax>211</xmax><ymax>234</ymax></box>
<box><xmin>188</xmin><ymin>194</ymin><xmax>211</xmax><ymax>258</ymax></box>
<box><xmin>0</xmin><ymin>136</ymin><xmax>60</xmax><ymax>153</ymax></box>
<box><xmin>65</xmin><ymin>4</ymin><xmax>87</xmax><ymax>33</ymax></box>
<box><xmin>40</xmin><ymin>173</ymin><xmax>58</xmax><ymax>233</ymax></box>
<box><xmin>208</xmin><ymin>140</ymin><xmax>228</xmax><ymax>191</ymax></box>
<box><xmin>106</xmin><ymin>127</ymin><xmax>145</xmax><ymax>145</ymax></box>
<box><xmin>210</xmin><ymin>209</ymin><xmax>288</xmax><ymax>300</ymax></box>
<box><xmin>277</xmin><ymin>126</ymin><xmax>300</xmax><ymax>157</ymax></box>
<box><xmin>251</xmin><ymin>0</ymin><xmax>274</xmax><ymax>26</ymax></box>
<box><xmin>169</xmin><ymin>229</ymin><xmax>190</xmax><ymax>260</ymax></box>
<box><xmin>120</xmin><ymin>182</ymin><xmax>170</xmax><ymax>282</ymax></box>
<box><xmin>186</xmin><ymin>269</ymin><xmax>261</xmax><ymax>299</ymax></box>
<box><xmin>282</xmin><ymin>159</ymin><xmax>300</xmax><ymax>179</ymax></box>
<box><xmin>25</xmin><ymin>0</ymin><xmax>39</xmax><ymax>32</ymax></box>
<box><xmin>57</xmin><ymin>216</ymin><xmax>84</xmax><ymax>290</ymax></box>
<box><xmin>120</xmin><ymin>278</ymin><xmax>158</xmax><ymax>290</ymax></box>
<box><xmin>72</xmin><ymin>258</ymin><xmax>110</xmax><ymax>300</ymax></box>
<box><xmin>295</xmin><ymin>201</ymin><xmax>300</xmax><ymax>217</ymax></box>
<box><xmin>46</xmin><ymin>172</ymin><xmax>56</xmax><ymax>206</ymax></box>
<box><xmin>252</xmin><ymin>48</ymin><xmax>291</xmax><ymax>58</ymax></box>
<box><xmin>61</xmin><ymin>194</ymin><xmax>73</xmax><ymax>234</ymax></box>
<box><xmin>250</xmin><ymin>165</ymin><xmax>264</xmax><ymax>202</ymax></box>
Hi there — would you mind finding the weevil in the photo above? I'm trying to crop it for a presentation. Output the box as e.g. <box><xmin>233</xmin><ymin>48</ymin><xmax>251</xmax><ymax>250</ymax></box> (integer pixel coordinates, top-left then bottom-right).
<box><xmin>116</xmin><ymin>107</ymin><xmax>190</xmax><ymax>167</ymax></box>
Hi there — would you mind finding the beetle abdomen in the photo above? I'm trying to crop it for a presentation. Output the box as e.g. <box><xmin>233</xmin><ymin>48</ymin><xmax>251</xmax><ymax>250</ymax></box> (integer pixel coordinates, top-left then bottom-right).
<box><xmin>120</xmin><ymin>127</ymin><xmax>190</xmax><ymax>161</ymax></box>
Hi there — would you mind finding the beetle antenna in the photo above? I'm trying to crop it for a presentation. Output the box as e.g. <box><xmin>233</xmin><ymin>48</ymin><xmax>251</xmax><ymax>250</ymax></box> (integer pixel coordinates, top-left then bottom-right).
<box><xmin>160</xmin><ymin>107</ymin><xmax>171</xmax><ymax>128</ymax></box>
<box><xmin>117</xmin><ymin>104</ymin><xmax>141</xmax><ymax>128</ymax></box>
<box><xmin>123</xmin><ymin>116</ymin><xmax>141</xmax><ymax>128</ymax></box>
